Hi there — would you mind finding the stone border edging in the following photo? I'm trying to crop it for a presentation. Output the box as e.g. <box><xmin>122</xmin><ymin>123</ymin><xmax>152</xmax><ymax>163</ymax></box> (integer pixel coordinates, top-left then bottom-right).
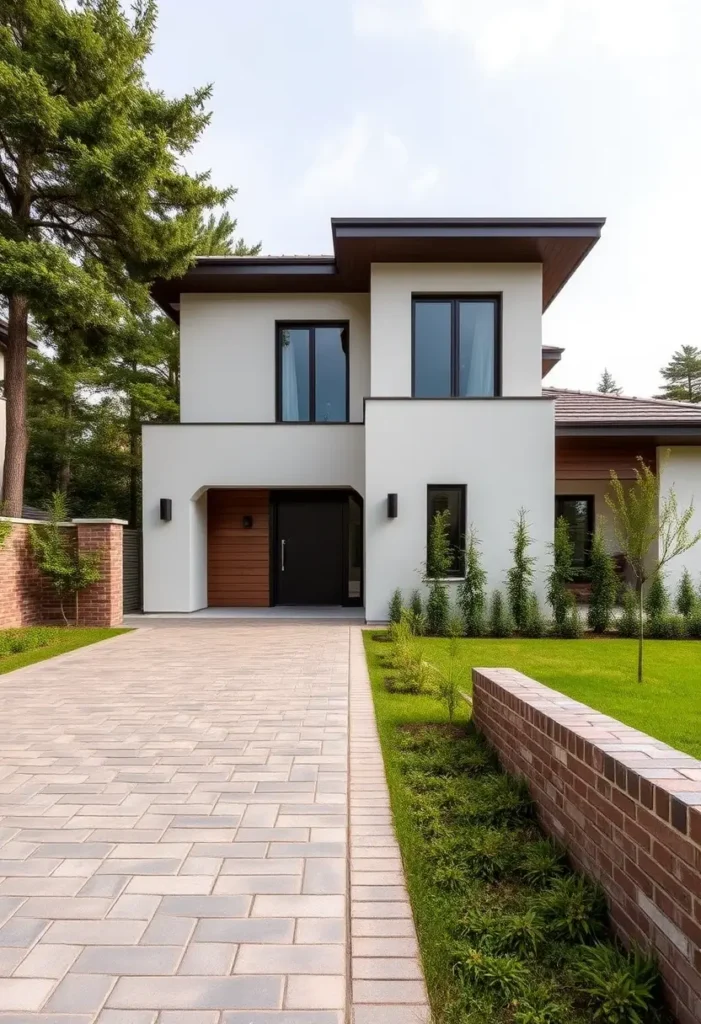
<box><xmin>348</xmin><ymin>628</ymin><xmax>431</xmax><ymax>1024</ymax></box>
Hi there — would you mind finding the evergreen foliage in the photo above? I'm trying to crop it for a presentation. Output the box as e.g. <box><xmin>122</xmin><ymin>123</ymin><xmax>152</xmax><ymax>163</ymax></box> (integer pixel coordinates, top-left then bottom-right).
<box><xmin>587</xmin><ymin>525</ymin><xmax>618</xmax><ymax>634</ymax></box>
<box><xmin>547</xmin><ymin>515</ymin><xmax>575</xmax><ymax>633</ymax></box>
<box><xmin>457</xmin><ymin>527</ymin><xmax>487</xmax><ymax>637</ymax></box>
<box><xmin>644</xmin><ymin>574</ymin><xmax>668</xmax><ymax>620</ymax></box>
<box><xmin>426</xmin><ymin>509</ymin><xmax>451</xmax><ymax>636</ymax></box>
<box><xmin>388</xmin><ymin>588</ymin><xmax>403</xmax><ymax>624</ymax></box>
<box><xmin>618</xmin><ymin>588</ymin><xmax>638</xmax><ymax>639</ymax></box>
<box><xmin>489</xmin><ymin>591</ymin><xmax>514</xmax><ymax>639</ymax></box>
<box><xmin>0</xmin><ymin>0</ymin><xmax>240</xmax><ymax>514</ymax></box>
<box><xmin>658</xmin><ymin>345</ymin><xmax>701</xmax><ymax>403</ymax></box>
<box><xmin>522</xmin><ymin>593</ymin><xmax>547</xmax><ymax>639</ymax></box>
<box><xmin>597</xmin><ymin>369</ymin><xmax>622</xmax><ymax>395</ymax></box>
<box><xmin>506</xmin><ymin>508</ymin><xmax>536</xmax><ymax>632</ymax></box>
<box><xmin>676</xmin><ymin>568</ymin><xmax>697</xmax><ymax>617</ymax></box>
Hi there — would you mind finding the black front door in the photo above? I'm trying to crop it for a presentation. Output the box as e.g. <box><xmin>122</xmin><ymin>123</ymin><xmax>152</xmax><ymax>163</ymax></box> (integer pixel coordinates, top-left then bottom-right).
<box><xmin>275</xmin><ymin>499</ymin><xmax>344</xmax><ymax>605</ymax></box>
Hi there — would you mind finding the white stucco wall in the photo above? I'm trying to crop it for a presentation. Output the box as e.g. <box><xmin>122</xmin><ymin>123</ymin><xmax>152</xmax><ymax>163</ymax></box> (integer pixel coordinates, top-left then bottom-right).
<box><xmin>659</xmin><ymin>447</ymin><xmax>701</xmax><ymax>593</ymax></box>
<box><xmin>142</xmin><ymin>424</ymin><xmax>365</xmax><ymax>612</ymax></box>
<box><xmin>369</xmin><ymin>263</ymin><xmax>543</xmax><ymax>398</ymax></box>
<box><xmin>179</xmin><ymin>293</ymin><xmax>370</xmax><ymax>423</ymax></box>
<box><xmin>364</xmin><ymin>398</ymin><xmax>555</xmax><ymax>622</ymax></box>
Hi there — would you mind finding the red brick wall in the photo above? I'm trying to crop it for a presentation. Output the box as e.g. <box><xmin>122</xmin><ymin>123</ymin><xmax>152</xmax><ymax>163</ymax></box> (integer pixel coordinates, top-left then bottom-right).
<box><xmin>0</xmin><ymin>520</ymin><xmax>124</xmax><ymax>628</ymax></box>
<box><xmin>473</xmin><ymin>668</ymin><xmax>701</xmax><ymax>1024</ymax></box>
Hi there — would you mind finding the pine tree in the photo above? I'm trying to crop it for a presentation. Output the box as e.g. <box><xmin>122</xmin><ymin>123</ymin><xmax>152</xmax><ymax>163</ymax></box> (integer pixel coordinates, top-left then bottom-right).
<box><xmin>0</xmin><ymin>0</ymin><xmax>232</xmax><ymax>514</ymax></box>
<box><xmin>659</xmin><ymin>346</ymin><xmax>701</xmax><ymax>403</ymax></box>
<box><xmin>588</xmin><ymin>526</ymin><xmax>618</xmax><ymax>633</ymax></box>
<box><xmin>457</xmin><ymin>527</ymin><xmax>487</xmax><ymax>637</ymax></box>
<box><xmin>506</xmin><ymin>508</ymin><xmax>536</xmax><ymax>632</ymax></box>
<box><xmin>676</xmin><ymin>568</ymin><xmax>697</xmax><ymax>617</ymax></box>
<box><xmin>597</xmin><ymin>369</ymin><xmax>622</xmax><ymax>395</ymax></box>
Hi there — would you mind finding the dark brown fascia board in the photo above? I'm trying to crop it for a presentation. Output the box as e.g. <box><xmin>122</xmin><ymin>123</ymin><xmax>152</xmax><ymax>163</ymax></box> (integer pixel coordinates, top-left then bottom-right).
<box><xmin>542</xmin><ymin>345</ymin><xmax>565</xmax><ymax>355</ymax></box>
<box><xmin>557</xmin><ymin>424</ymin><xmax>701</xmax><ymax>437</ymax></box>
<box><xmin>331</xmin><ymin>216</ymin><xmax>606</xmax><ymax>238</ymax></box>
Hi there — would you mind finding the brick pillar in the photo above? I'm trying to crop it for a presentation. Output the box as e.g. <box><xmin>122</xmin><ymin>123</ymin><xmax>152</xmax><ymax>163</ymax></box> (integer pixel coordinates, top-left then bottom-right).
<box><xmin>73</xmin><ymin>519</ymin><xmax>127</xmax><ymax>627</ymax></box>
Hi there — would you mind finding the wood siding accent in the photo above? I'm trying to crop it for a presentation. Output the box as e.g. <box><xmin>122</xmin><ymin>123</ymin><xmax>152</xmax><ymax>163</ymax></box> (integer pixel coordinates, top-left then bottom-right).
<box><xmin>207</xmin><ymin>489</ymin><xmax>270</xmax><ymax>607</ymax></box>
<box><xmin>556</xmin><ymin>439</ymin><xmax>656</xmax><ymax>480</ymax></box>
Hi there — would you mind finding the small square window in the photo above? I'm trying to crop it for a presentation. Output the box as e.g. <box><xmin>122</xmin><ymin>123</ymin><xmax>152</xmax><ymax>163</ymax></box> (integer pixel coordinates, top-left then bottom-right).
<box><xmin>555</xmin><ymin>496</ymin><xmax>594</xmax><ymax>568</ymax></box>
<box><xmin>427</xmin><ymin>485</ymin><xmax>466</xmax><ymax>578</ymax></box>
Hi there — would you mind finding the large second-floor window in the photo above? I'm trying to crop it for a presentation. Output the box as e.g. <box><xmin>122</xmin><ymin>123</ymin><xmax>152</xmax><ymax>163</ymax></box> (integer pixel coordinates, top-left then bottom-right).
<box><xmin>413</xmin><ymin>296</ymin><xmax>499</xmax><ymax>398</ymax></box>
<box><xmin>277</xmin><ymin>322</ymin><xmax>349</xmax><ymax>422</ymax></box>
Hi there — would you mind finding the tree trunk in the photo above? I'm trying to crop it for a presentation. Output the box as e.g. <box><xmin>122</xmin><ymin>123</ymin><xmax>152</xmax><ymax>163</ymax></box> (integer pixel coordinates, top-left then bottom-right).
<box><xmin>1</xmin><ymin>295</ymin><xmax>30</xmax><ymax>516</ymax></box>
<box><xmin>637</xmin><ymin>579</ymin><xmax>644</xmax><ymax>683</ymax></box>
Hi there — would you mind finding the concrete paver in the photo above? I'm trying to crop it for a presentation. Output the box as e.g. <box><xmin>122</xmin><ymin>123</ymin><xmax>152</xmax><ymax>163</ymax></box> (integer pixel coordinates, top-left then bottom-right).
<box><xmin>0</xmin><ymin>621</ymin><xmax>429</xmax><ymax>1021</ymax></box>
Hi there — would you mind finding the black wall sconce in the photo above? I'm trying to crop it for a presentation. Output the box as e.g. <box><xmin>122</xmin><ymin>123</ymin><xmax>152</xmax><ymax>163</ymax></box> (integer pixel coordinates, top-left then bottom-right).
<box><xmin>242</xmin><ymin>515</ymin><xmax>254</xmax><ymax>529</ymax></box>
<box><xmin>387</xmin><ymin>493</ymin><xmax>398</xmax><ymax>519</ymax></box>
<box><xmin>160</xmin><ymin>498</ymin><xmax>172</xmax><ymax>522</ymax></box>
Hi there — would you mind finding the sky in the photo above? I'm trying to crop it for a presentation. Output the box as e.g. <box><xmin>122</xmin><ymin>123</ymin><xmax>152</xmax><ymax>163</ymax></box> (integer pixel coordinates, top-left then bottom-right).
<box><xmin>145</xmin><ymin>0</ymin><xmax>701</xmax><ymax>399</ymax></box>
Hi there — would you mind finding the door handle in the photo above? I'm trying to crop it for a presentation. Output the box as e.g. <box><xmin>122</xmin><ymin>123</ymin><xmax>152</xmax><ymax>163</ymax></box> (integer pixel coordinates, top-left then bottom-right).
<box><xmin>281</xmin><ymin>538</ymin><xmax>286</xmax><ymax>572</ymax></box>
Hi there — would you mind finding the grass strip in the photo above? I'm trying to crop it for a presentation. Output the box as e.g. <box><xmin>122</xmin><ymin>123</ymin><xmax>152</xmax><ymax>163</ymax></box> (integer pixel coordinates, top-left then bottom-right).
<box><xmin>0</xmin><ymin>626</ymin><xmax>129</xmax><ymax>675</ymax></box>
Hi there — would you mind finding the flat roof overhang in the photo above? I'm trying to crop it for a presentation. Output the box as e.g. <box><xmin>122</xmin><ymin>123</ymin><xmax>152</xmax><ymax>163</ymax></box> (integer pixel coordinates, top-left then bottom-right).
<box><xmin>152</xmin><ymin>216</ymin><xmax>605</xmax><ymax>322</ymax></box>
<box><xmin>557</xmin><ymin>425</ymin><xmax>701</xmax><ymax>442</ymax></box>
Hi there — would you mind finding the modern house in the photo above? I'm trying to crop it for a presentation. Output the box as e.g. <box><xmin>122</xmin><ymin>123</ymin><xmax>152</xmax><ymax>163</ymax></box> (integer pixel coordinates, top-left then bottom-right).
<box><xmin>143</xmin><ymin>218</ymin><xmax>701</xmax><ymax>619</ymax></box>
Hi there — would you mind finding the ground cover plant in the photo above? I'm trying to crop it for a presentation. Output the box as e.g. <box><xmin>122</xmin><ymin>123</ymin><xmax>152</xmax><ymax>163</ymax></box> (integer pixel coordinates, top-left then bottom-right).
<box><xmin>364</xmin><ymin>631</ymin><xmax>670</xmax><ymax>1024</ymax></box>
<box><xmin>0</xmin><ymin>626</ymin><xmax>128</xmax><ymax>675</ymax></box>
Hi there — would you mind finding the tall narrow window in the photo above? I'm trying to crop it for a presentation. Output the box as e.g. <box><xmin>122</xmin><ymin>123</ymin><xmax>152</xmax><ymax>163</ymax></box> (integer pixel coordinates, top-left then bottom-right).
<box><xmin>555</xmin><ymin>496</ymin><xmax>594</xmax><ymax>569</ymax></box>
<box><xmin>427</xmin><ymin>485</ymin><xmax>466</xmax><ymax>578</ymax></box>
<box><xmin>413</xmin><ymin>297</ymin><xmax>499</xmax><ymax>398</ymax></box>
<box><xmin>277</xmin><ymin>323</ymin><xmax>349</xmax><ymax>422</ymax></box>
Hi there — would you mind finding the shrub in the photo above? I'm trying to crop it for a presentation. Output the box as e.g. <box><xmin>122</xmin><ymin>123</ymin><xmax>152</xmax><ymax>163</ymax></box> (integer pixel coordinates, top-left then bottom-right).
<box><xmin>559</xmin><ymin>601</ymin><xmax>583</xmax><ymax>639</ymax></box>
<box><xmin>588</xmin><ymin>525</ymin><xmax>618</xmax><ymax>633</ymax></box>
<box><xmin>409</xmin><ymin>589</ymin><xmax>424</xmax><ymax>620</ymax></box>
<box><xmin>520</xmin><ymin>839</ymin><xmax>567</xmax><ymax>888</ymax></box>
<box><xmin>489</xmin><ymin>590</ymin><xmax>514</xmax><ymax>638</ymax></box>
<box><xmin>676</xmin><ymin>568</ymin><xmax>697</xmax><ymax>617</ymax></box>
<box><xmin>686</xmin><ymin>604</ymin><xmax>701</xmax><ymax>639</ymax></box>
<box><xmin>426</xmin><ymin>509</ymin><xmax>451</xmax><ymax>636</ymax></box>
<box><xmin>458</xmin><ymin>527</ymin><xmax>487</xmax><ymax>637</ymax></box>
<box><xmin>618</xmin><ymin>588</ymin><xmax>638</xmax><ymax>638</ymax></box>
<box><xmin>537</xmin><ymin>875</ymin><xmax>607</xmax><ymax>944</ymax></box>
<box><xmin>547</xmin><ymin>516</ymin><xmax>574</xmax><ymax>633</ymax></box>
<box><xmin>572</xmin><ymin>942</ymin><xmax>660</xmax><ymax>1024</ymax></box>
<box><xmin>30</xmin><ymin>492</ymin><xmax>102</xmax><ymax>625</ymax></box>
<box><xmin>507</xmin><ymin>508</ymin><xmax>536</xmax><ymax>631</ymax></box>
<box><xmin>644</xmin><ymin>573</ymin><xmax>668</xmax><ymax>620</ymax></box>
<box><xmin>388</xmin><ymin>588</ymin><xmax>403</xmax><ymax>624</ymax></box>
<box><xmin>522</xmin><ymin>592</ymin><xmax>547</xmax><ymax>638</ymax></box>
<box><xmin>647</xmin><ymin>613</ymin><xmax>686</xmax><ymax>640</ymax></box>
<box><xmin>454</xmin><ymin>947</ymin><xmax>529</xmax><ymax>1002</ymax></box>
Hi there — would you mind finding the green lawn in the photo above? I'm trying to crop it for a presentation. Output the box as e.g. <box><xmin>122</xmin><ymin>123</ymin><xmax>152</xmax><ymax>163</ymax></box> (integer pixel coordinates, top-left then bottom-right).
<box><xmin>0</xmin><ymin>626</ymin><xmax>129</xmax><ymax>675</ymax></box>
<box><xmin>362</xmin><ymin>631</ymin><xmax>669</xmax><ymax>1023</ymax></box>
<box><xmin>370</xmin><ymin>633</ymin><xmax>701</xmax><ymax>758</ymax></box>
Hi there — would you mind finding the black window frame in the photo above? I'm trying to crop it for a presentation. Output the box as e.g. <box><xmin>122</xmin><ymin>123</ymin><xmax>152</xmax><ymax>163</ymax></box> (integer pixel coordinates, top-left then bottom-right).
<box><xmin>555</xmin><ymin>495</ymin><xmax>595</xmax><ymax>569</ymax></box>
<box><xmin>275</xmin><ymin>320</ymin><xmax>350</xmax><ymax>424</ymax></box>
<box><xmin>411</xmin><ymin>295</ymin><xmax>502</xmax><ymax>398</ymax></box>
<box><xmin>426</xmin><ymin>484</ymin><xmax>467</xmax><ymax>579</ymax></box>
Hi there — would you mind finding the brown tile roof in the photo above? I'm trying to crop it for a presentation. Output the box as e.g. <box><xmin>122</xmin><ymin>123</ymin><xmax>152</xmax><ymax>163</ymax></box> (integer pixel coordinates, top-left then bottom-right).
<box><xmin>548</xmin><ymin>387</ymin><xmax>701</xmax><ymax>426</ymax></box>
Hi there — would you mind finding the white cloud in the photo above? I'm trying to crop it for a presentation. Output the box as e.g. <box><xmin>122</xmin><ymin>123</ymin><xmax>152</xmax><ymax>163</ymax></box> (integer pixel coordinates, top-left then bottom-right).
<box><xmin>298</xmin><ymin>115</ymin><xmax>439</xmax><ymax>209</ymax></box>
<box><xmin>353</xmin><ymin>0</ymin><xmax>684</xmax><ymax>73</ymax></box>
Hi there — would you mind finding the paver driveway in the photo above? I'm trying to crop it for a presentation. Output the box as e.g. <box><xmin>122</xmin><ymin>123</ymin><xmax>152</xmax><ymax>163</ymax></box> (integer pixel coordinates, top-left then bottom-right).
<box><xmin>0</xmin><ymin>622</ymin><xmax>354</xmax><ymax>1022</ymax></box>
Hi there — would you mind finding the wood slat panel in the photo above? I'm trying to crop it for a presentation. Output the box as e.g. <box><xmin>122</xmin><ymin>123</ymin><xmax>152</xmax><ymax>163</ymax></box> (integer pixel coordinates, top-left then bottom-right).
<box><xmin>556</xmin><ymin>440</ymin><xmax>656</xmax><ymax>481</ymax></box>
<box><xmin>207</xmin><ymin>489</ymin><xmax>270</xmax><ymax>607</ymax></box>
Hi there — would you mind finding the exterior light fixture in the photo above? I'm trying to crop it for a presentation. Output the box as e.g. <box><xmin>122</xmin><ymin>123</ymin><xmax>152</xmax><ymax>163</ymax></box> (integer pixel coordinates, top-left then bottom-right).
<box><xmin>242</xmin><ymin>515</ymin><xmax>253</xmax><ymax>529</ymax></box>
<box><xmin>387</xmin><ymin>493</ymin><xmax>398</xmax><ymax>519</ymax></box>
<box><xmin>159</xmin><ymin>498</ymin><xmax>172</xmax><ymax>522</ymax></box>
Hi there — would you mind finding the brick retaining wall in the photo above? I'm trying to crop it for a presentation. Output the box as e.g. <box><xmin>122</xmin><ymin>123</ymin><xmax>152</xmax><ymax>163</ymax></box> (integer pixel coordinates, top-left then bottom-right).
<box><xmin>0</xmin><ymin>518</ymin><xmax>125</xmax><ymax>628</ymax></box>
<box><xmin>473</xmin><ymin>667</ymin><xmax>701</xmax><ymax>1024</ymax></box>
